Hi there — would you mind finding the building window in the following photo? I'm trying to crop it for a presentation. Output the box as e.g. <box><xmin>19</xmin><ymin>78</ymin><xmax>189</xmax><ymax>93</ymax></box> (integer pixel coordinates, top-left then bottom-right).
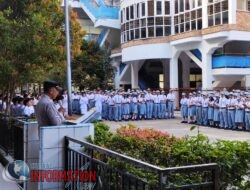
<box><xmin>159</xmin><ymin>74</ymin><xmax>164</xmax><ymax>89</ymax></box>
<box><xmin>141</xmin><ymin>2</ymin><xmax>146</xmax><ymax>17</ymax></box>
<box><xmin>156</xmin><ymin>1</ymin><xmax>162</xmax><ymax>15</ymax></box>
<box><xmin>208</xmin><ymin>0</ymin><xmax>228</xmax><ymax>27</ymax></box>
<box><xmin>126</xmin><ymin>7</ymin><xmax>129</xmax><ymax>21</ymax></box>
<box><xmin>130</xmin><ymin>5</ymin><xmax>134</xmax><ymax>19</ymax></box>
<box><xmin>137</xmin><ymin>4</ymin><xmax>140</xmax><ymax>18</ymax></box>
<box><xmin>175</xmin><ymin>0</ymin><xmax>178</xmax><ymax>14</ymax></box>
<box><xmin>165</xmin><ymin>1</ymin><xmax>170</xmax><ymax>15</ymax></box>
<box><xmin>189</xmin><ymin>73</ymin><xmax>202</xmax><ymax>88</ymax></box>
<box><xmin>148</xmin><ymin>0</ymin><xmax>154</xmax><ymax>16</ymax></box>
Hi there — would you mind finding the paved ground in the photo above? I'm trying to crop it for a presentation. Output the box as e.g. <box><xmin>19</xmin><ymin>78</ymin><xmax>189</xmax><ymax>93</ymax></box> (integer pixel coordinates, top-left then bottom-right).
<box><xmin>104</xmin><ymin>112</ymin><xmax>250</xmax><ymax>142</ymax></box>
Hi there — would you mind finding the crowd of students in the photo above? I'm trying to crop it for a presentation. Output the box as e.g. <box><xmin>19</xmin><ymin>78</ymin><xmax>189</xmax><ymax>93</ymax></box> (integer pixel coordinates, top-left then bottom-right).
<box><xmin>180</xmin><ymin>90</ymin><xmax>250</xmax><ymax>131</ymax></box>
<box><xmin>0</xmin><ymin>88</ymin><xmax>250</xmax><ymax>132</ymax></box>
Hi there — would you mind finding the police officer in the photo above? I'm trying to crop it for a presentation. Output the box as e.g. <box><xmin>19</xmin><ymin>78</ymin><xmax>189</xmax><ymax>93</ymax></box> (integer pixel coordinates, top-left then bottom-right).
<box><xmin>35</xmin><ymin>80</ymin><xmax>64</xmax><ymax>127</ymax></box>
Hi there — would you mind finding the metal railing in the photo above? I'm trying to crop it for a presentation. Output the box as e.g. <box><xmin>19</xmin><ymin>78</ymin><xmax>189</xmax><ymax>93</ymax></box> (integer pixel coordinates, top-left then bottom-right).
<box><xmin>0</xmin><ymin>114</ymin><xmax>27</xmax><ymax>162</ymax></box>
<box><xmin>65</xmin><ymin>136</ymin><xmax>220</xmax><ymax>190</ymax></box>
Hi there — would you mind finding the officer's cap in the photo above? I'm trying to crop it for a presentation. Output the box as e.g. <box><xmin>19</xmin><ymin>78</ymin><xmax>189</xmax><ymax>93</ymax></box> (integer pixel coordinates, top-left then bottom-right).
<box><xmin>43</xmin><ymin>80</ymin><xmax>62</xmax><ymax>93</ymax></box>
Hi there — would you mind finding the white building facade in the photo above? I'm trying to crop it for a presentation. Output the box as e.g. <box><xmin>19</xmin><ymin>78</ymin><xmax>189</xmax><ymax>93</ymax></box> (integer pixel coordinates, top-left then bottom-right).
<box><xmin>69</xmin><ymin>0</ymin><xmax>250</xmax><ymax>91</ymax></box>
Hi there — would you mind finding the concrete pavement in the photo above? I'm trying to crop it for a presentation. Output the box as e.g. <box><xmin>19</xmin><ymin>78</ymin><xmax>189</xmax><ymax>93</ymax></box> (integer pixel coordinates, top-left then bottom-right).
<box><xmin>104</xmin><ymin>112</ymin><xmax>250</xmax><ymax>142</ymax></box>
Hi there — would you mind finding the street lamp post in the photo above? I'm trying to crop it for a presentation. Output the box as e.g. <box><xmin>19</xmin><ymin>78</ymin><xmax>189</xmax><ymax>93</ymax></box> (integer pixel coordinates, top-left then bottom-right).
<box><xmin>64</xmin><ymin>0</ymin><xmax>73</xmax><ymax>115</ymax></box>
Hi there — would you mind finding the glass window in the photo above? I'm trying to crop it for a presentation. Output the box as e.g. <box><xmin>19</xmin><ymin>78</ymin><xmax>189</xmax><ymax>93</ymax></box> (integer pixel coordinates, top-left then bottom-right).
<box><xmin>190</xmin><ymin>74</ymin><xmax>195</xmax><ymax>81</ymax></box>
<box><xmin>148</xmin><ymin>1</ymin><xmax>154</xmax><ymax>16</ymax></box>
<box><xmin>156</xmin><ymin>17</ymin><xmax>164</xmax><ymax>25</ymax></box>
<box><xmin>126</xmin><ymin>31</ymin><xmax>130</xmax><ymax>40</ymax></box>
<box><xmin>197</xmin><ymin>9</ymin><xmax>202</xmax><ymax>18</ymax></box>
<box><xmin>222</xmin><ymin>11</ymin><xmax>228</xmax><ymax>24</ymax></box>
<box><xmin>135</xmin><ymin>29</ymin><xmax>140</xmax><ymax>39</ymax></box>
<box><xmin>215</xmin><ymin>13</ymin><xmax>221</xmax><ymax>25</ymax></box>
<box><xmin>137</xmin><ymin>4</ymin><xmax>140</xmax><ymax>18</ymax></box>
<box><xmin>130</xmin><ymin>5</ymin><xmax>134</xmax><ymax>19</ymax></box>
<box><xmin>159</xmin><ymin>74</ymin><xmax>164</xmax><ymax>89</ymax></box>
<box><xmin>185</xmin><ymin>12</ymin><xmax>190</xmax><ymax>22</ymax></box>
<box><xmin>208</xmin><ymin>15</ymin><xmax>214</xmax><ymax>26</ymax></box>
<box><xmin>214</xmin><ymin>2</ymin><xmax>221</xmax><ymax>13</ymax></box>
<box><xmin>126</xmin><ymin>7</ymin><xmax>129</xmax><ymax>21</ymax></box>
<box><xmin>156</xmin><ymin>26</ymin><xmax>163</xmax><ymax>36</ymax></box>
<box><xmin>180</xmin><ymin>23</ymin><xmax>184</xmax><ymax>32</ymax></box>
<box><xmin>164</xmin><ymin>17</ymin><xmax>171</xmax><ymax>25</ymax></box>
<box><xmin>140</xmin><ymin>18</ymin><xmax>146</xmax><ymax>27</ymax></box>
<box><xmin>222</xmin><ymin>0</ymin><xmax>228</xmax><ymax>11</ymax></box>
<box><xmin>165</xmin><ymin>1</ymin><xmax>170</xmax><ymax>14</ymax></box>
<box><xmin>164</xmin><ymin>26</ymin><xmax>171</xmax><ymax>36</ymax></box>
<box><xmin>197</xmin><ymin>19</ymin><xmax>202</xmax><ymax>29</ymax></box>
<box><xmin>141</xmin><ymin>27</ymin><xmax>146</xmax><ymax>38</ymax></box>
<box><xmin>148</xmin><ymin>27</ymin><xmax>155</xmax><ymax>37</ymax></box>
<box><xmin>174</xmin><ymin>16</ymin><xmax>179</xmax><ymax>25</ymax></box>
<box><xmin>191</xmin><ymin>20</ymin><xmax>196</xmax><ymax>30</ymax></box>
<box><xmin>157</xmin><ymin>1</ymin><xmax>162</xmax><ymax>15</ymax></box>
<box><xmin>147</xmin><ymin>17</ymin><xmax>154</xmax><ymax>26</ymax></box>
<box><xmin>191</xmin><ymin>10</ymin><xmax>196</xmax><ymax>20</ymax></box>
<box><xmin>208</xmin><ymin>5</ymin><xmax>213</xmax><ymax>15</ymax></box>
<box><xmin>185</xmin><ymin>0</ymin><xmax>190</xmax><ymax>10</ymax></box>
<box><xmin>175</xmin><ymin>0</ymin><xmax>178</xmax><ymax>14</ymax></box>
<box><xmin>197</xmin><ymin>0</ymin><xmax>202</xmax><ymax>7</ymax></box>
<box><xmin>175</xmin><ymin>25</ymin><xmax>179</xmax><ymax>33</ymax></box>
<box><xmin>179</xmin><ymin>14</ymin><xmax>184</xmax><ymax>23</ymax></box>
<box><xmin>135</xmin><ymin>20</ymin><xmax>140</xmax><ymax>28</ymax></box>
<box><xmin>180</xmin><ymin>0</ymin><xmax>184</xmax><ymax>12</ymax></box>
<box><xmin>129</xmin><ymin>21</ymin><xmax>134</xmax><ymax>29</ymax></box>
<box><xmin>130</xmin><ymin>30</ymin><xmax>134</xmax><ymax>40</ymax></box>
<box><xmin>141</xmin><ymin>2</ymin><xmax>146</xmax><ymax>16</ymax></box>
<box><xmin>185</xmin><ymin>22</ymin><xmax>190</xmax><ymax>31</ymax></box>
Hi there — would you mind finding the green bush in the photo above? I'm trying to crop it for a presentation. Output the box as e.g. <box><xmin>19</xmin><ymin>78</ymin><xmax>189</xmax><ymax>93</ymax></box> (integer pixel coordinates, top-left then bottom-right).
<box><xmin>86</xmin><ymin>123</ymin><xmax>250</xmax><ymax>189</ymax></box>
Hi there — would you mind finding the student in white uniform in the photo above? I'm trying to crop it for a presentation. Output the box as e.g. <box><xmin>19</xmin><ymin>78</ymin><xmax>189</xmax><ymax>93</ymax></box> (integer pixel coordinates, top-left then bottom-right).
<box><xmin>23</xmin><ymin>98</ymin><xmax>35</xmax><ymax>117</ymax></box>
<box><xmin>79</xmin><ymin>92</ymin><xmax>89</xmax><ymax>115</ymax></box>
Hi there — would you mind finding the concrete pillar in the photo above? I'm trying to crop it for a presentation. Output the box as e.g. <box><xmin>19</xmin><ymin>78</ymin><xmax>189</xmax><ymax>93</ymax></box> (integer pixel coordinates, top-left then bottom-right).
<box><xmin>245</xmin><ymin>75</ymin><xmax>250</xmax><ymax>90</ymax></box>
<box><xmin>131</xmin><ymin>62</ymin><xmax>139</xmax><ymax>89</ymax></box>
<box><xmin>163</xmin><ymin>59</ymin><xmax>170</xmax><ymax>89</ymax></box>
<box><xmin>228</xmin><ymin>0</ymin><xmax>237</xmax><ymax>24</ymax></box>
<box><xmin>202</xmin><ymin>0</ymin><xmax>208</xmax><ymax>28</ymax></box>
<box><xmin>170</xmin><ymin>0</ymin><xmax>175</xmax><ymax>35</ymax></box>
<box><xmin>170</xmin><ymin>52</ymin><xmax>179</xmax><ymax>109</ymax></box>
<box><xmin>179</xmin><ymin>53</ymin><xmax>191</xmax><ymax>89</ymax></box>
<box><xmin>114</xmin><ymin>65</ymin><xmax>120</xmax><ymax>89</ymax></box>
<box><xmin>201</xmin><ymin>51</ymin><xmax>213</xmax><ymax>90</ymax></box>
<box><xmin>169</xmin><ymin>56</ymin><xmax>178</xmax><ymax>89</ymax></box>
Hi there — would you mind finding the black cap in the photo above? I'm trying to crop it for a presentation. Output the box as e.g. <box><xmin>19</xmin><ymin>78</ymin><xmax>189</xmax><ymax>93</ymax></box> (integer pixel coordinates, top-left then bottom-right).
<box><xmin>43</xmin><ymin>80</ymin><xmax>62</xmax><ymax>93</ymax></box>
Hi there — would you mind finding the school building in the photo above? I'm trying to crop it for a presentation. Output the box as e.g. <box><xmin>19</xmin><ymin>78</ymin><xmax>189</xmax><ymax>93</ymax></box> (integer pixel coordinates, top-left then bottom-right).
<box><xmin>68</xmin><ymin>0</ymin><xmax>250</xmax><ymax>91</ymax></box>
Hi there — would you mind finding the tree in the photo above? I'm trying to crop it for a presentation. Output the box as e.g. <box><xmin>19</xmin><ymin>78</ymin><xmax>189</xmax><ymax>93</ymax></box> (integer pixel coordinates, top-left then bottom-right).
<box><xmin>72</xmin><ymin>40</ymin><xmax>114</xmax><ymax>90</ymax></box>
<box><xmin>0</xmin><ymin>0</ymin><xmax>85</xmax><ymax>113</ymax></box>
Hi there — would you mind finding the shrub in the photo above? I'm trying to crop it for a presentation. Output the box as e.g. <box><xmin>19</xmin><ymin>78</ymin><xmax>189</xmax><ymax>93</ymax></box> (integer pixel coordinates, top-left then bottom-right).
<box><xmin>86</xmin><ymin>123</ymin><xmax>250</xmax><ymax>189</ymax></box>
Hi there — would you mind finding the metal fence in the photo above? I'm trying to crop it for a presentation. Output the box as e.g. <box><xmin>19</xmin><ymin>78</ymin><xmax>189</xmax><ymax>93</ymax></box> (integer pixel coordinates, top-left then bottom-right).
<box><xmin>65</xmin><ymin>136</ymin><xmax>219</xmax><ymax>190</ymax></box>
<box><xmin>0</xmin><ymin>114</ymin><xmax>27</xmax><ymax>163</ymax></box>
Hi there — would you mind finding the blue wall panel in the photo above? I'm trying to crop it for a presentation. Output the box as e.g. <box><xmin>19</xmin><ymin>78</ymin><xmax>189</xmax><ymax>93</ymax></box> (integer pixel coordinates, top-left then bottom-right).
<box><xmin>212</xmin><ymin>56</ymin><xmax>250</xmax><ymax>69</ymax></box>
